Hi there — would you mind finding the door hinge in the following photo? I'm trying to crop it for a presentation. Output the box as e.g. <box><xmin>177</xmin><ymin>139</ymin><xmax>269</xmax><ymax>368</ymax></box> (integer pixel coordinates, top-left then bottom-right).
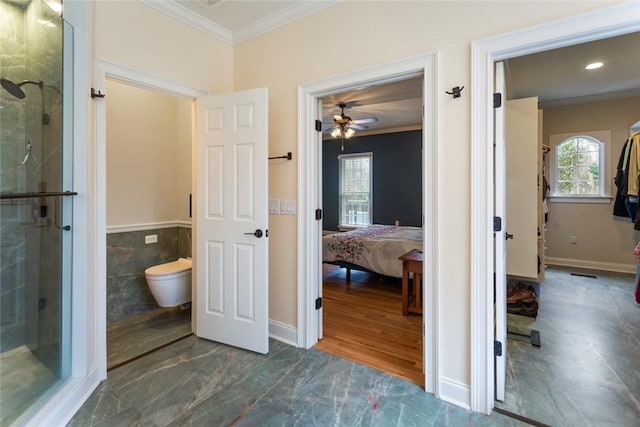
<box><xmin>315</xmin><ymin>297</ymin><xmax>322</xmax><ymax>309</ymax></box>
<box><xmin>315</xmin><ymin>119</ymin><xmax>322</xmax><ymax>132</ymax></box>
<box><xmin>493</xmin><ymin>93</ymin><xmax>502</xmax><ymax>108</ymax></box>
<box><xmin>315</xmin><ymin>209</ymin><xmax>322</xmax><ymax>220</ymax></box>
<box><xmin>494</xmin><ymin>340</ymin><xmax>503</xmax><ymax>357</ymax></box>
<box><xmin>493</xmin><ymin>216</ymin><xmax>502</xmax><ymax>232</ymax></box>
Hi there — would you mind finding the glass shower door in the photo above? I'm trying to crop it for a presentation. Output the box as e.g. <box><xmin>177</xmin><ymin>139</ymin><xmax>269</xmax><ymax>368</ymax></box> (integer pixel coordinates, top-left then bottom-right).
<box><xmin>0</xmin><ymin>1</ymin><xmax>73</xmax><ymax>425</ymax></box>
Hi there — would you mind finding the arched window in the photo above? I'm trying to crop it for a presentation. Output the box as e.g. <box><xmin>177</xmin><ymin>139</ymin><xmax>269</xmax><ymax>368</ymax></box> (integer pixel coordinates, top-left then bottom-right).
<box><xmin>549</xmin><ymin>130</ymin><xmax>611</xmax><ymax>201</ymax></box>
<box><xmin>555</xmin><ymin>135</ymin><xmax>602</xmax><ymax>195</ymax></box>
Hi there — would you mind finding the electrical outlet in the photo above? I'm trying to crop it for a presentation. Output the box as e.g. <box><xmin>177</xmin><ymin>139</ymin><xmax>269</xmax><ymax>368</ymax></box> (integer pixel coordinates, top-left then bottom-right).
<box><xmin>145</xmin><ymin>234</ymin><xmax>158</xmax><ymax>244</ymax></box>
<box><xmin>569</xmin><ymin>235</ymin><xmax>577</xmax><ymax>244</ymax></box>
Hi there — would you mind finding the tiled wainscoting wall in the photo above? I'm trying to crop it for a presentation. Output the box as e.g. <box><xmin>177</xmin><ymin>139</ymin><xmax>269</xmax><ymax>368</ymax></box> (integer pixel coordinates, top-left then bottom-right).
<box><xmin>107</xmin><ymin>226</ymin><xmax>191</xmax><ymax>324</ymax></box>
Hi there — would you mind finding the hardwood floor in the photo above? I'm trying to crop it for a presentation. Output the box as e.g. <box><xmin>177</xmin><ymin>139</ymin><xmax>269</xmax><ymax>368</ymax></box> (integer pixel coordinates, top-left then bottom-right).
<box><xmin>314</xmin><ymin>264</ymin><xmax>424</xmax><ymax>386</ymax></box>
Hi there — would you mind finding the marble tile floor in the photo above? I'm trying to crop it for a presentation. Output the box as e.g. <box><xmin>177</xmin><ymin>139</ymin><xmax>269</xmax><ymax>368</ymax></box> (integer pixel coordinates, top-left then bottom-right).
<box><xmin>0</xmin><ymin>346</ymin><xmax>56</xmax><ymax>426</ymax></box>
<box><xmin>70</xmin><ymin>336</ymin><xmax>525</xmax><ymax>427</ymax></box>
<box><xmin>496</xmin><ymin>266</ymin><xmax>640</xmax><ymax>426</ymax></box>
<box><xmin>107</xmin><ymin>306</ymin><xmax>192</xmax><ymax>370</ymax></box>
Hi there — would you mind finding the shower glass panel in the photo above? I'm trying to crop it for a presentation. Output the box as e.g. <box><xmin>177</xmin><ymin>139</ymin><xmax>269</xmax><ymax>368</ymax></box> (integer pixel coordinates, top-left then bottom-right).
<box><xmin>0</xmin><ymin>0</ymin><xmax>73</xmax><ymax>425</ymax></box>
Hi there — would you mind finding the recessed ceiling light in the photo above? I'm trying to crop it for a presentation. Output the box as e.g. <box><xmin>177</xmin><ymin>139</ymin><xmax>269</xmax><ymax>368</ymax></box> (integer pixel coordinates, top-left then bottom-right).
<box><xmin>585</xmin><ymin>62</ymin><xmax>603</xmax><ymax>70</ymax></box>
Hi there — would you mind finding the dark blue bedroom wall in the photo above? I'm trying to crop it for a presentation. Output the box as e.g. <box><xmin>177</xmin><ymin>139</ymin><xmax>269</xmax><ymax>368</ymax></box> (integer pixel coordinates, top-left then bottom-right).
<box><xmin>322</xmin><ymin>129</ymin><xmax>422</xmax><ymax>231</ymax></box>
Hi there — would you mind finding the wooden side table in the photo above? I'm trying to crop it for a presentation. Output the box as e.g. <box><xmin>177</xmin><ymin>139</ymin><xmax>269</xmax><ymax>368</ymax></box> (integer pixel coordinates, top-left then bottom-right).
<box><xmin>399</xmin><ymin>249</ymin><xmax>423</xmax><ymax>315</ymax></box>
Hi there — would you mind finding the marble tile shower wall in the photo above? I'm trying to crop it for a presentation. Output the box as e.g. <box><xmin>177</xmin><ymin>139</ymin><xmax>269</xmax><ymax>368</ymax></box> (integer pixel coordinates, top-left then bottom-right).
<box><xmin>0</xmin><ymin>1</ymin><xmax>27</xmax><ymax>354</ymax></box>
<box><xmin>107</xmin><ymin>227</ymin><xmax>192</xmax><ymax>323</ymax></box>
<box><xmin>27</xmin><ymin>1</ymin><xmax>64</xmax><ymax>372</ymax></box>
<box><xmin>1</xmin><ymin>0</ymin><xmax>63</xmax><ymax>355</ymax></box>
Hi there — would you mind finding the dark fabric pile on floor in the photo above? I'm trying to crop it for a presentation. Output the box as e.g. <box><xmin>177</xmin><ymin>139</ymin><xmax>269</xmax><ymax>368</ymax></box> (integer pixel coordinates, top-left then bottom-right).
<box><xmin>507</xmin><ymin>282</ymin><xmax>538</xmax><ymax>317</ymax></box>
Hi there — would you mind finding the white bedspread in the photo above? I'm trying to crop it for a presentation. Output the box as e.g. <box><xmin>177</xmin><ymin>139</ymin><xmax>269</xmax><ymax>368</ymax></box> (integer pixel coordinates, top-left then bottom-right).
<box><xmin>322</xmin><ymin>225</ymin><xmax>423</xmax><ymax>278</ymax></box>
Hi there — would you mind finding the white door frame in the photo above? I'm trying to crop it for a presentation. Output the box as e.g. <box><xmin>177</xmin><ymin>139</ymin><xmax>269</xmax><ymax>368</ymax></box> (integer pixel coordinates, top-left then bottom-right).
<box><xmin>93</xmin><ymin>58</ymin><xmax>207</xmax><ymax>370</ymax></box>
<box><xmin>493</xmin><ymin>61</ymin><xmax>507</xmax><ymax>402</ymax></box>
<box><xmin>297</xmin><ymin>52</ymin><xmax>439</xmax><ymax>395</ymax></box>
<box><xmin>470</xmin><ymin>3</ymin><xmax>640</xmax><ymax>414</ymax></box>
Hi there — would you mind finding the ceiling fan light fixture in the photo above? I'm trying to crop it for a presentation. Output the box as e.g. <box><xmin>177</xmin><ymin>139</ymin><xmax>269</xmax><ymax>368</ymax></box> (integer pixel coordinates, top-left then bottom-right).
<box><xmin>585</xmin><ymin>61</ymin><xmax>603</xmax><ymax>70</ymax></box>
<box><xmin>344</xmin><ymin>128</ymin><xmax>356</xmax><ymax>139</ymax></box>
<box><xmin>330</xmin><ymin>127</ymin><xmax>342</xmax><ymax>139</ymax></box>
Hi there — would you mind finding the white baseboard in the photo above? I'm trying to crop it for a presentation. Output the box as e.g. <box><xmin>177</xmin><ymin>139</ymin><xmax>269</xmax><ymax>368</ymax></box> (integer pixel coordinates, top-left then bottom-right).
<box><xmin>269</xmin><ymin>320</ymin><xmax>298</xmax><ymax>346</ymax></box>
<box><xmin>439</xmin><ymin>377</ymin><xmax>471</xmax><ymax>410</ymax></box>
<box><xmin>545</xmin><ymin>256</ymin><xmax>636</xmax><ymax>274</ymax></box>
<box><xmin>107</xmin><ymin>221</ymin><xmax>192</xmax><ymax>234</ymax></box>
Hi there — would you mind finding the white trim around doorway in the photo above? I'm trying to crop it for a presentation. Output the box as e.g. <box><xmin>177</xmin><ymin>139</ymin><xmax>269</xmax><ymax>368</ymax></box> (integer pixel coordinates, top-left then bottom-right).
<box><xmin>297</xmin><ymin>52</ymin><xmax>439</xmax><ymax>397</ymax></box>
<box><xmin>470</xmin><ymin>2</ymin><xmax>640</xmax><ymax>415</ymax></box>
<box><xmin>93</xmin><ymin>58</ymin><xmax>207</xmax><ymax>384</ymax></box>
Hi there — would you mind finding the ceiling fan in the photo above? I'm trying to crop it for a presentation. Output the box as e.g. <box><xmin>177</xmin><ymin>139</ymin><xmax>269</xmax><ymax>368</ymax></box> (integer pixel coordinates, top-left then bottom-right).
<box><xmin>325</xmin><ymin>102</ymin><xmax>378</xmax><ymax>150</ymax></box>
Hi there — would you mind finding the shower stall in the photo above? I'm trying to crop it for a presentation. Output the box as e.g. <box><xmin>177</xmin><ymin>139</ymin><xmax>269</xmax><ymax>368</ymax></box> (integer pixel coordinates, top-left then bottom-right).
<box><xmin>0</xmin><ymin>0</ymin><xmax>74</xmax><ymax>424</ymax></box>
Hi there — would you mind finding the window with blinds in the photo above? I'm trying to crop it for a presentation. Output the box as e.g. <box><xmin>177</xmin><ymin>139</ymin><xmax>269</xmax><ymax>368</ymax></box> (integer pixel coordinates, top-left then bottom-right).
<box><xmin>338</xmin><ymin>152</ymin><xmax>372</xmax><ymax>227</ymax></box>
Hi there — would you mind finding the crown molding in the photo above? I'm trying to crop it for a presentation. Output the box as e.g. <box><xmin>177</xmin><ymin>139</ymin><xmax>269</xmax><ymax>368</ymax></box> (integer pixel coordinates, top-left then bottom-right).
<box><xmin>138</xmin><ymin>0</ymin><xmax>233</xmax><ymax>45</ymax></box>
<box><xmin>139</xmin><ymin>0</ymin><xmax>340</xmax><ymax>46</ymax></box>
<box><xmin>233</xmin><ymin>0</ymin><xmax>341</xmax><ymax>45</ymax></box>
<box><xmin>539</xmin><ymin>87</ymin><xmax>640</xmax><ymax>108</ymax></box>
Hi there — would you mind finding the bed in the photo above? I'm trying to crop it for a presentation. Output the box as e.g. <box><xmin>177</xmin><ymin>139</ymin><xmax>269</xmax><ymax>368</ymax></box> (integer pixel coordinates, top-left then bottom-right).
<box><xmin>322</xmin><ymin>225</ymin><xmax>423</xmax><ymax>279</ymax></box>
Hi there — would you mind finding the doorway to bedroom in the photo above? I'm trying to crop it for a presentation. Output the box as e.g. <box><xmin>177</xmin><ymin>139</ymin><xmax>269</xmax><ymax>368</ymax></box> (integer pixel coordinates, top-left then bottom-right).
<box><xmin>313</xmin><ymin>76</ymin><xmax>426</xmax><ymax>385</ymax></box>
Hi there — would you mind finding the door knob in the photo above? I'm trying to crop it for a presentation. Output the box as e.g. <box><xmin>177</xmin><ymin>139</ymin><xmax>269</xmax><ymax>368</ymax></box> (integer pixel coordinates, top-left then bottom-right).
<box><xmin>244</xmin><ymin>229</ymin><xmax>263</xmax><ymax>238</ymax></box>
<box><xmin>505</xmin><ymin>232</ymin><xmax>514</xmax><ymax>240</ymax></box>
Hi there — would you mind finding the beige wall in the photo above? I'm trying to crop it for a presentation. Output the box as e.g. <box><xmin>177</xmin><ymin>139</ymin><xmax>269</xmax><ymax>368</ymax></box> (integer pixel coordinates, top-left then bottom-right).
<box><xmin>543</xmin><ymin>96</ymin><xmax>640</xmax><ymax>269</ymax></box>
<box><xmin>95</xmin><ymin>0</ymin><xmax>233</xmax><ymax>226</ymax></box>
<box><xmin>92</xmin><ymin>0</ymin><xmax>621</xmax><ymax>396</ymax></box>
<box><xmin>94</xmin><ymin>0</ymin><xmax>233</xmax><ymax>94</ymax></box>
<box><xmin>233</xmin><ymin>0</ymin><xmax>615</xmax><ymax>389</ymax></box>
<box><xmin>106</xmin><ymin>80</ymin><xmax>191</xmax><ymax>227</ymax></box>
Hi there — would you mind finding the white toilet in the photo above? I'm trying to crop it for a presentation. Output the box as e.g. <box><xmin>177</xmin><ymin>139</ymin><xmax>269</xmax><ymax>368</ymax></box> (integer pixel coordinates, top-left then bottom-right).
<box><xmin>144</xmin><ymin>257</ymin><xmax>192</xmax><ymax>307</ymax></box>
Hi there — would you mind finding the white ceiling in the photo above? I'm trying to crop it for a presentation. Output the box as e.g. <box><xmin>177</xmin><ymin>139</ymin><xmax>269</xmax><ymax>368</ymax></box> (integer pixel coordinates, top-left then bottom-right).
<box><xmin>504</xmin><ymin>31</ymin><xmax>640</xmax><ymax>108</ymax></box>
<box><xmin>139</xmin><ymin>1</ymin><xmax>640</xmax><ymax>136</ymax></box>
<box><xmin>321</xmin><ymin>77</ymin><xmax>424</xmax><ymax>138</ymax></box>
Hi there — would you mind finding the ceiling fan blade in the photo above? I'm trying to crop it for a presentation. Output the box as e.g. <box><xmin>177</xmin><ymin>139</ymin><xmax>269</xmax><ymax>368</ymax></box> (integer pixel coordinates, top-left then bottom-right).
<box><xmin>352</xmin><ymin>117</ymin><xmax>378</xmax><ymax>124</ymax></box>
<box><xmin>349</xmin><ymin>123</ymin><xmax>368</xmax><ymax>131</ymax></box>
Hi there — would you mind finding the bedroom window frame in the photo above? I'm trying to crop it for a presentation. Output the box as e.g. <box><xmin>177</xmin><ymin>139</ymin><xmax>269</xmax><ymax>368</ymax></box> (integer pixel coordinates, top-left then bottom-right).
<box><xmin>338</xmin><ymin>152</ymin><xmax>373</xmax><ymax>229</ymax></box>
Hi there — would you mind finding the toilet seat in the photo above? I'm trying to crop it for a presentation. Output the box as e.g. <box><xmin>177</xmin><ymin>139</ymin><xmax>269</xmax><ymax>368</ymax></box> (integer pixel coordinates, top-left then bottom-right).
<box><xmin>145</xmin><ymin>257</ymin><xmax>192</xmax><ymax>277</ymax></box>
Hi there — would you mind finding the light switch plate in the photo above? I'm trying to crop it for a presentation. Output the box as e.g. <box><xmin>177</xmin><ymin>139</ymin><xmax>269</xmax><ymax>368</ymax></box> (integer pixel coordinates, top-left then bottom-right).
<box><xmin>269</xmin><ymin>199</ymin><xmax>280</xmax><ymax>214</ymax></box>
<box><xmin>280</xmin><ymin>199</ymin><xmax>296</xmax><ymax>215</ymax></box>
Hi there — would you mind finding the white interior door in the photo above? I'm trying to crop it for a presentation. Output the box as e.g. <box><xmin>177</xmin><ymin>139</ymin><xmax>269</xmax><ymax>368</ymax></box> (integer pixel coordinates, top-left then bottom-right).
<box><xmin>195</xmin><ymin>88</ymin><xmax>269</xmax><ymax>354</ymax></box>
<box><xmin>494</xmin><ymin>61</ymin><xmax>507</xmax><ymax>401</ymax></box>
<box><xmin>505</xmin><ymin>97</ymin><xmax>539</xmax><ymax>279</ymax></box>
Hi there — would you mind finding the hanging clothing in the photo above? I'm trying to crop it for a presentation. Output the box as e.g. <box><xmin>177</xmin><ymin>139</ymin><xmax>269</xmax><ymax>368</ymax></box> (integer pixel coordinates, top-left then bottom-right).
<box><xmin>613</xmin><ymin>138</ymin><xmax>630</xmax><ymax>217</ymax></box>
<box><xmin>625</xmin><ymin>132</ymin><xmax>640</xmax><ymax>196</ymax></box>
<box><xmin>636</xmin><ymin>262</ymin><xmax>640</xmax><ymax>304</ymax></box>
<box><xmin>633</xmin><ymin>242</ymin><xmax>640</xmax><ymax>304</ymax></box>
<box><xmin>612</xmin><ymin>132</ymin><xmax>640</xmax><ymax>221</ymax></box>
